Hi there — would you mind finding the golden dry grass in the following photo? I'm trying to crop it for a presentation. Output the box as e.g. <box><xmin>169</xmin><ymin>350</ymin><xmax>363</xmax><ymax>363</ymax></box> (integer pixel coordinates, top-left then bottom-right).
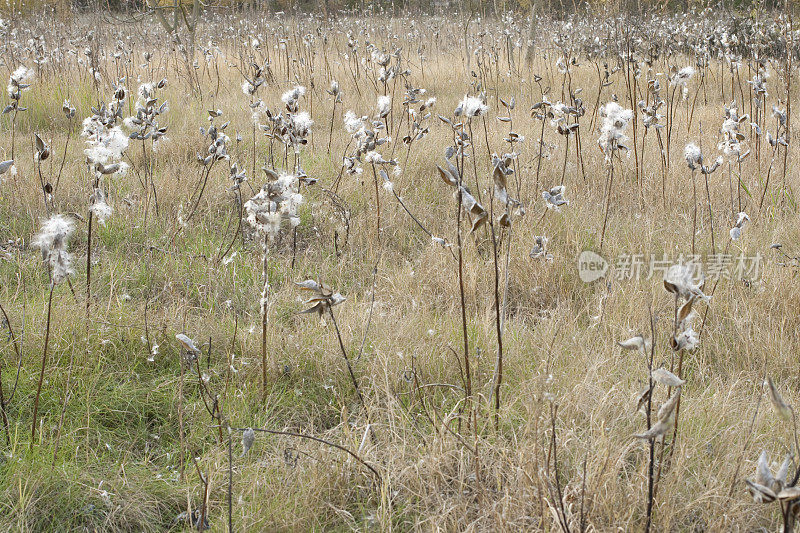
<box><xmin>0</xmin><ymin>10</ymin><xmax>798</xmax><ymax>532</ymax></box>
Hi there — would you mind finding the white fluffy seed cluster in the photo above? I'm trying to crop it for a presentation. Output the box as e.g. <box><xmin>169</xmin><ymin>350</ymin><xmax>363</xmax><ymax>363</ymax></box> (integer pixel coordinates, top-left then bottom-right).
<box><xmin>684</xmin><ymin>143</ymin><xmax>702</xmax><ymax>170</ymax></box>
<box><xmin>32</xmin><ymin>214</ymin><xmax>74</xmax><ymax>287</ymax></box>
<box><xmin>7</xmin><ymin>65</ymin><xmax>33</xmax><ymax>100</ymax></box>
<box><xmin>244</xmin><ymin>174</ymin><xmax>304</xmax><ymax>241</ymax></box>
<box><xmin>455</xmin><ymin>95</ymin><xmax>487</xmax><ymax>118</ymax></box>
<box><xmin>597</xmin><ymin>101</ymin><xmax>632</xmax><ymax>158</ymax></box>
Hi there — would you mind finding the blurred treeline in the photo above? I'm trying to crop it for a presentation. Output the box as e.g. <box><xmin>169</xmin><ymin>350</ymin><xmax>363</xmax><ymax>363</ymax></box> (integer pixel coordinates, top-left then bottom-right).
<box><xmin>0</xmin><ymin>0</ymin><xmax>790</xmax><ymax>23</ymax></box>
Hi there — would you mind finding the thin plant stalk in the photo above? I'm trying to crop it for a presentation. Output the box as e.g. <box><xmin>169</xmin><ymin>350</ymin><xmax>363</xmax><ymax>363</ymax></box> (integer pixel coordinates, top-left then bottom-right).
<box><xmin>644</xmin><ymin>306</ymin><xmax>656</xmax><ymax>533</ymax></box>
<box><xmin>456</xmin><ymin>132</ymin><xmax>473</xmax><ymax>414</ymax></box>
<box><xmin>599</xmin><ymin>159</ymin><xmax>615</xmax><ymax>251</ymax></box>
<box><xmin>327</xmin><ymin>305</ymin><xmax>366</xmax><ymax>412</ymax></box>
<box><xmin>491</xmin><ymin>220</ymin><xmax>504</xmax><ymax>429</ymax></box>
<box><xmin>0</xmin><ymin>301</ymin><xmax>22</xmax><ymax>445</ymax></box>
<box><xmin>691</xmin><ymin>168</ymin><xmax>697</xmax><ymax>256</ymax></box>
<box><xmin>261</xmin><ymin>236</ymin><xmax>269</xmax><ymax>401</ymax></box>
<box><xmin>30</xmin><ymin>284</ymin><xmax>55</xmax><ymax>451</ymax></box>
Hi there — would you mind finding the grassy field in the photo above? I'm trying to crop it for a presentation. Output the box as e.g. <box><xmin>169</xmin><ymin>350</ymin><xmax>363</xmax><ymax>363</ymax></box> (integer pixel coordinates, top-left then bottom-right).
<box><xmin>0</xmin><ymin>8</ymin><xmax>799</xmax><ymax>531</ymax></box>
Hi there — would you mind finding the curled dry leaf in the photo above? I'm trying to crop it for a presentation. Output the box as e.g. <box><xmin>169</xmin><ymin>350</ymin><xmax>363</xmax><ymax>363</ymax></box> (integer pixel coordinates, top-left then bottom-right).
<box><xmin>437</xmin><ymin>161</ymin><xmax>488</xmax><ymax>233</ymax></box>
<box><xmin>295</xmin><ymin>279</ymin><xmax>346</xmax><ymax>316</ymax></box>
<box><xmin>492</xmin><ymin>155</ymin><xmax>514</xmax><ymax>207</ymax></box>
<box><xmin>756</xmin><ymin>450</ymin><xmax>774</xmax><ymax>488</ymax></box>
<box><xmin>657</xmin><ymin>391</ymin><xmax>681</xmax><ymax>422</ymax></box>
<box><xmin>242</xmin><ymin>427</ymin><xmax>255</xmax><ymax>456</ymax></box>
<box><xmin>664</xmin><ymin>279</ymin><xmax>678</xmax><ymax>295</ymax></box>
<box><xmin>670</xmin><ymin>328</ymin><xmax>699</xmax><ymax>352</ymax></box>
<box><xmin>634</xmin><ymin>390</ymin><xmax>681</xmax><ymax>440</ymax></box>
<box><xmin>632</xmin><ymin>384</ymin><xmax>652</xmax><ymax>415</ymax></box>
<box><xmin>746</xmin><ymin>479</ymin><xmax>777</xmax><ymax>503</ymax></box>
<box><xmin>748</xmin><ymin>450</ymin><xmax>792</xmax><ymax>503</ymax></box>
<box><xmin>776</xmin><ymin>455</ymin><xmax>791</xmax><ymax>487</ymax></box>
<box><xmin>652</xmin><ymin>368</ymin><xmax>685</xmax><ymax>388</ymax></box>
<box><xmin>617</xmin><ymin>335</ymin><xmax>646</xmax><ymax>351</ymax></box>
<box><xmin>175</xmin><ymin>333</ymin><xmax>200</xmax><ymax>353</ymax></box>
<box><xmin>436</xmin><ymin>164</ymin><xmax>457</xmax><ymax>186</ymax></box>
<box><xmin>677</xmin><ymin>298</ymin><xmax>695</xmax><ymax>324</ymax></box>
<box><xmin>777</xmin><ymin>486</ymin><xmax>800</xmax><ymax>501</ymax></box>
<box><xmin>634</xmin><ymin>419</ymin><xmax>672</xmax><ymax>440</ymax></box>
<box><xmin>767</xmin><ymin>377</ymin><xmax>793</xmax><ymax>421</ymax></box>
<box><xmin>295</xmin><ymin>279</ymin><xmax>322</xmax><ymax>292</ymax></box>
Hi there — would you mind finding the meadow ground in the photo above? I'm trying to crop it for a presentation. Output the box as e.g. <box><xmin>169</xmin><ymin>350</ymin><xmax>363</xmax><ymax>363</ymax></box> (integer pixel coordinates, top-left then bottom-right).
<box><xmin>0</xmin><ymin>9</ymin><xmax>799</xmax><ymax>531</ymax></box>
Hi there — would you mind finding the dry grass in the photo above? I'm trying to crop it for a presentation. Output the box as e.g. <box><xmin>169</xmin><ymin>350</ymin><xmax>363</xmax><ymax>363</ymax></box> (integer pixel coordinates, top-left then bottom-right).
<box><xmin>0</xmin><ymin>9</ymin><xmax>798</xmax><ymax>531</ymax></box>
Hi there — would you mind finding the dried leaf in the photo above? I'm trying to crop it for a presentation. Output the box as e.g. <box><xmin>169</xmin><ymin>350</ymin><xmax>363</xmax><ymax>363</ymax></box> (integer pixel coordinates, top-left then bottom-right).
<box><xmin>657</xmin><ymin>390</ymin><xmax>681</xmax><ymax>422</ymax></box>
<box><xmin>664</xmin><ymin>280</ymin><xmax>678</xmax><ymax>294</ymax></box>
<box><xmin>437</xmin><ymin>165</ymin><xmax>457</xmax><ymax>187</ymax></box>
<box><xmin>493</xmin><ymin>165</ymin><xmax>508</xmax><ymax>204</ymax></box>
<box><xmin>767</xmin><ymin>377</ymin><xmax>793</xmax><ymax>421</ymax></box>
<box><xmin>756</xmin><ymin>450</ymin><xmax>774</xmax><ymax>487</ymax></box>
<box><xmin>633</xmin><ymin>419</ymin><xmax>671</xmax><ymax>440</ymax></box>
<box><xmin>633</xmin><ymin>385</ymin><xmax>653</xmax><ymax>415</ymax></box>
<box><xmin>299</xmin><ymin>302</ymin><xmax>326</xmax><ymax>315</ymax></box>
<box><xmin>470</xmin><ymin>211</ymin><xmax>488</xmax><ymax>233</ymax></box>
<box><xmin>617</xmin><ymin>336</ymin><xmax>646</xmax><ymax>351</ymax></box>
<box><xmin>777</xmin><ymin>486</ymin><xmax>800</xmax><ymax>501</ymax></box>
<box><xmin>295</xmin><ymin>280</ymin><xmax>322</xmax><ymax>292</ymax></box>
<box><xmin>776</xmin><ymin>455</ymin><xmax>791</xmax><ymax>486</ymax></box>
<box><xmin>242</xmin><ymin>427</ymin><xmax>255</xmax><ymax>456</ymax></box>
<box><xmin>677</xmin><ymin>299</ymin><xmax>694</xmax><ymax>323</ymax></box>
<box><xmin>652</xmin><ymin>368</ymin><xmax>685</xmax><ymax>388</ymax></box>
<box><xmin>175</xmin><ymin>333</ymin><xmax>199</xmax><ymax>353</ymax></box>
<box><xmin>746</xmin><ymin>479</ymin><xmax>777</xmax><ymax>503</ymax></box>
